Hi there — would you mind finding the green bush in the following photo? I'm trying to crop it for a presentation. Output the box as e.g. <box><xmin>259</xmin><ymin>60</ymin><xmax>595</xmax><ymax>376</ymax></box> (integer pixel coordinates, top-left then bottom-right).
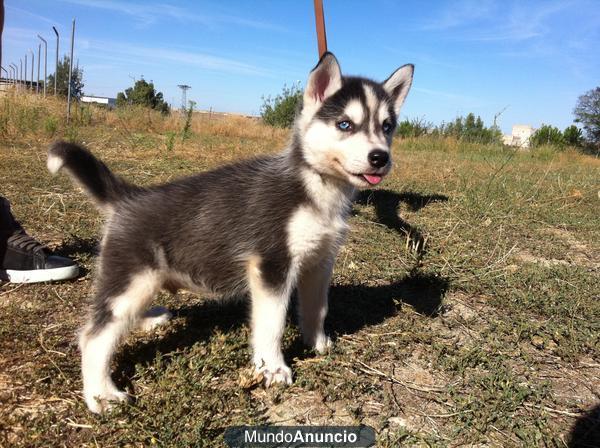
<box><xmin>397</xmin><ymin>117</ymin><xmax>432</xmax><ymax>138</ymax></box>
<box><xmin>261</xmin><ymin>83</ymin><xmax>302</xmax><ymax>128</ymax></box>
<box><xmin>530</xmin><ymin>125</ymin><xmax>564</xmax><ymax>148</ymax></box>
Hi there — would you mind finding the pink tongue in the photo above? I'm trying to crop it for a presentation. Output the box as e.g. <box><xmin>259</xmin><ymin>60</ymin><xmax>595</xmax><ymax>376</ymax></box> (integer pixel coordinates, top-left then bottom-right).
<box><xmin>363</xmin><ymin>174</ymin><xmax>383</xmax><ymax>185</ymax></box>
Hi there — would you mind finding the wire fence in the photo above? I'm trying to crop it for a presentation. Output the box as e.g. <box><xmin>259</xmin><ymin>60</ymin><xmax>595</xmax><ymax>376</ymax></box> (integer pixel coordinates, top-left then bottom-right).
<box><xmin>1</xmin><ymin>18</ymin><xmax>77</xmax><ymax>121</ymax></box>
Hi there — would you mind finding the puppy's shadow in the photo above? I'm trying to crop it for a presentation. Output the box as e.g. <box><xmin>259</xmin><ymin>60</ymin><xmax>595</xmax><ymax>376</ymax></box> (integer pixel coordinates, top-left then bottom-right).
<box><xmin>355</xmin><ymin>189</ymin><xmax>448</xmax><ymax>255</ymax></box>
<box><xmin>329</xmin><ymin>272</ymin><xmax>448</xmax><ymax>332</ymax></box>
<box><xmin>355</xmin><ymin>189</ymin><xmax>448</xmax><ymax>214</ymax></box>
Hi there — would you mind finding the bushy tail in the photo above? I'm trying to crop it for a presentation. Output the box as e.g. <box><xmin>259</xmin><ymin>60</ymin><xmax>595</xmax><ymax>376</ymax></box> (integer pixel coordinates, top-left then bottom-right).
<box><xmin>48</xmin><ymin>141</ymin><xmax>140</xmax><ymax>211</ymax></box>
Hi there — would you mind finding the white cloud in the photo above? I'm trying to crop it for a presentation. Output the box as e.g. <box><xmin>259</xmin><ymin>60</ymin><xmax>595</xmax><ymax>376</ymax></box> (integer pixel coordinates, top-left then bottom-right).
<box><xmin>6</xmin><ymin>5</ymin><xmax>58</xmax><ymax>27</ymax></box>
<box><xmin>421</xmin><ymin>0</ymin><xmax>496</xmax><ymax>31</ymax></box>
<box><xmin>81</xmin><ymin>39</ymin><xmax>271</xmax><ymax>77</ymax></box>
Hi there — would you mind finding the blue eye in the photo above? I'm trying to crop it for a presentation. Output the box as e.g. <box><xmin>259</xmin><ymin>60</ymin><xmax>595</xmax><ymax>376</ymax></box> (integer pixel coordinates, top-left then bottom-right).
<box><xmin>382</xmin><ymin>121</ymin><xmax>393</xmax><ymax>134</ymax></box>
<box><xmin>337</xmin><ymin>120</ymin><xmax>353</xmax><ymax>132</ymax></box>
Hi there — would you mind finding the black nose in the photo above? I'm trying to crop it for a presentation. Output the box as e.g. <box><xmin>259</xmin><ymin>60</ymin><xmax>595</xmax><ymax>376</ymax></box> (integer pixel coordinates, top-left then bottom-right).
<box><xmin>368</xmin><ymin>149</ymin><xmax>389</xmax><ymax>168</ymax></box>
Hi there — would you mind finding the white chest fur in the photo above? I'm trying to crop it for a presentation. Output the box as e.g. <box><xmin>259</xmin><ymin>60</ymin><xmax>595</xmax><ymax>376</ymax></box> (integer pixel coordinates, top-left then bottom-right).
<box><xmin>287</xmin><ymin>168</ymin><xmax>354</xmax><ymax>270</ymax></box>
<box><xmin>287</xmin><ymin>205</ymin><xmax>348</xmax><ymax>268</ymax></box>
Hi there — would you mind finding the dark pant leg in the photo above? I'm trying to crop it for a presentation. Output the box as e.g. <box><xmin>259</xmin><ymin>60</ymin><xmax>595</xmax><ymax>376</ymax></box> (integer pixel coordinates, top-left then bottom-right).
<box><xmin>0</xmin><ymin>196</ymin><xmax>24</xmax><ymax>238</ymax></box>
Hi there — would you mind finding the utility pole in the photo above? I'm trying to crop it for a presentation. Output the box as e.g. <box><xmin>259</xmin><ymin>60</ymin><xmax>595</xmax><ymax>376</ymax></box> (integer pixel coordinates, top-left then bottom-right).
<box><xmin>313</xmin><ymin>0</ymin><xmax>328</xmax><ymax>58</ymax></box>
<box><xmin>38</xmin><ymin>35</ymin><xmax>47</xmax><ymax>96</ymax></box>
<box><xmin>52</xmin><ymin>26</ymin><xmax>59</xmax><ymax>95</ymax></box>
<box><xmin>20</xmin><ymin>58</ymin><xmax>23</xmax><ymax>88</ymax></box>
<box><xmin>177</xmin><ymin>84</ymin><xmax>191</xmax><ymax>111</ymax></box>
<box><xmin>66</xmin><ymin>19</ymin><xmax>75</xmax><ymax>122</ymax></box>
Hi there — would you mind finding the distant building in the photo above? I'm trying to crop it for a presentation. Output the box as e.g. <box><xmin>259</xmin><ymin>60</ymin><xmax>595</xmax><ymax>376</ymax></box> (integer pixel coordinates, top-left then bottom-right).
<box><xmin>81</xmin><ymin>95</ymin><xmax>116</xmax><ymax>108</ymax></box>
<box><xmin>503</xmin><ymin>124</ymin><xmax>535</xmax><ymax>148</ymax></box>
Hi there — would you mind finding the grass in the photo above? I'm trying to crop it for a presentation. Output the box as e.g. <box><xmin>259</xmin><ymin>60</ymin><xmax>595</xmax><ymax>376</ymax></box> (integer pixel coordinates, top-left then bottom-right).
<box><xmin>0</xmin><ymin>92</ymin><xmax>599</xmax><ymax>447</ymax></box>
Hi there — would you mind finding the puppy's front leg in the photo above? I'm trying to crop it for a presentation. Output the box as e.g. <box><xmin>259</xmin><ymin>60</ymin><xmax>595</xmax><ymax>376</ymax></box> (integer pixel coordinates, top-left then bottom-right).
<box><xmin>297</xmin><ymin>258</ymin><xmax>334</xmax><ymax>354</ymax></box>
<box><xmin>247</xmin><ymin>257</ymin><xmax>292</xmax><ymax>386</ymax></box>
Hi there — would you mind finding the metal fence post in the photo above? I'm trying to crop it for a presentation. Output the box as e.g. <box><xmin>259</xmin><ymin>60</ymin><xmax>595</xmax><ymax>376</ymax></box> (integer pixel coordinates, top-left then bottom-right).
<box><xmin>29</xmin><ymin>49</ymin><xmax>34</xmax><ymax>89</ymax></box>
<box><xmin>36</xmin><ymin>43</ymin><xmax>41</xmax><ymax>93</ymax></box>
<box><xmin>38</xmin><ymin>35</ymin><xmax>47</xmax><ymax>96</ymax></box>
<box><xmin>66</xmin><ymin>19</ymin><xmax>75</xmax><ymax>122</ymax></box>
<box><xmin>52</xmin><ymin>26</ymin><xmax>59</xmax><ymax>96</ymax></box>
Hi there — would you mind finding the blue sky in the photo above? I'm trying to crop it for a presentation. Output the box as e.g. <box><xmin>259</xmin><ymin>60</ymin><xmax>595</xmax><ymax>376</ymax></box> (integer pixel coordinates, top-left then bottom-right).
<box><xmin>3</xmin><ymin>0</ymin><xmax>599</xmax><ymax>133</ymax></box>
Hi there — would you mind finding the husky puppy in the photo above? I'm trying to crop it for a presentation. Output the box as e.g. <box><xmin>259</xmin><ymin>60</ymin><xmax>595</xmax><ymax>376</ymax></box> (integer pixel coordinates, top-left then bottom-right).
<box><xmin>48</xmin><ymin>52</ymin><xmax>413</xmax><ymax>413</ymax></box>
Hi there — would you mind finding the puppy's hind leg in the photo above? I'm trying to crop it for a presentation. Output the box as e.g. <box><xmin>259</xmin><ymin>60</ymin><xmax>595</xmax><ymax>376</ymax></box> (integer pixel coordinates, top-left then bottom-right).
<box><xmin>297</xmin><ymin>258</ymin><xmax>334</xmax><ymax>354</ymax></box>
<box><xmin>80</xmin><ymin>269</ymin><xmax>161</xmax><ymax>414</ymax></box>
<box><xmin>247</xmin><ymin>257</ymin><xmax>292</xmax><ymax>387</ymax></box>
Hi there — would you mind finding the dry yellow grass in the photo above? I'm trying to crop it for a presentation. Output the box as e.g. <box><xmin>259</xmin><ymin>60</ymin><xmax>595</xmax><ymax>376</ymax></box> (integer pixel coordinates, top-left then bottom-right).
<box><xmin>1</xmin><ymin>92</ymin><xmax>599</xmax><ymax>447</ymax></box>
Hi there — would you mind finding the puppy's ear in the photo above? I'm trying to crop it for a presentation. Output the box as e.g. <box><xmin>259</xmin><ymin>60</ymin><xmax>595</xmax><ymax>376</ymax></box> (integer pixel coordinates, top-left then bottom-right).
<box><xmin>304</xmin><ymin>52</ymin><xmax>343</xmax><ymax>107</ymax></box>
<box><xmin>382</xmin><ymin>64</ymin><xmax>414</xmax><ymax>114</ymax></box>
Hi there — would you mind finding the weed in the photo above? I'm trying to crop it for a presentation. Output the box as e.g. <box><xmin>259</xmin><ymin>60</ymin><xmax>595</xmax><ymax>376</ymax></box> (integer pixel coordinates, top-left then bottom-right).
<box><xmin>181</xmin><ymin>101</ymin><xmax>196</xmax><ymax>141</ymax></box>
<box><xmin>64</xmin><ymin>125</ymin><xmax>80</xmax><ymax>143</ymax></box>
<box><xmin>165</xmin><ymin>131</ymin><xmax>176</xmax><ymax>152</ymax></box>
<box><xmin>44</xmin><ymin>116</ymin><xmax>58</xmax><ymax>137</ymax></box>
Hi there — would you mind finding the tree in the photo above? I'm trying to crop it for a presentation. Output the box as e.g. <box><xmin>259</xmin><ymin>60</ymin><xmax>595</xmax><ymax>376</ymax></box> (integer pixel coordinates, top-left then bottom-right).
<box><xmin>573</xmin><ymin>87</ymin><xmax>600</xmax><ymax>145</ymax></box>
<box><xmin>530</xmin><ymin>125</ymin><xmax>564</xmax><ymax>148</ymax></box>
<box><xmin>46</xmin><ymin>55</ymin><xmax>84</xmax><ymax>98</ymax></box>
<box><xmin>563</xmin><ymin>125</ymin><xmax>583</xmax><ymax>147</ymax></box>
<box><xmin>116</xmin><ymin>79</ymin><xmax>170</xmax><ymax>114</ymax></box>
<box><xmin>261</xmin><ymin>82</ymin><xmax>302</xmax><ymax>128</ymax></box>
<box><xmin>437</xmin><ymin>113</ymin><xmax>502</xmax><ymax>144</ymax></box>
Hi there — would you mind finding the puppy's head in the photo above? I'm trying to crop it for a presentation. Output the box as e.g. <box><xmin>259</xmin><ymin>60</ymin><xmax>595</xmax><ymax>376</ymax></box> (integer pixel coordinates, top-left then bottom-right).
<box><xmin>297</xmin><ymin>52</ymin><xmax>413</xmax><ymax>188</ymax></box>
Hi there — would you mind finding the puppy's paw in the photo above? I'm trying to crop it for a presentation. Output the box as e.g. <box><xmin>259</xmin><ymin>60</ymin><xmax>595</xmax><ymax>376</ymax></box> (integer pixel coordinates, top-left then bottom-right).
<box><xmin>314</xmin><ymin>334</ymin><xmax>333</xmax><ymax>354</ymax></box>
<box><xmin>254</xmin><ymin>359</ymin><xmax>293</xmax><ymax>387</ymax></box>
<box><xmin>139</xmin><ymin>306</ymin><xmax>172</xmax><ymax>332</ymax></box>
<box><xmin>85</xmin><ymin>388</ymin><xmax>131</xmax><ymax>414</ymax></box>
<box><xmin>303</xmin><ymin>331</ymin><xmax>333</xmax><ymax>354</ymax></box>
